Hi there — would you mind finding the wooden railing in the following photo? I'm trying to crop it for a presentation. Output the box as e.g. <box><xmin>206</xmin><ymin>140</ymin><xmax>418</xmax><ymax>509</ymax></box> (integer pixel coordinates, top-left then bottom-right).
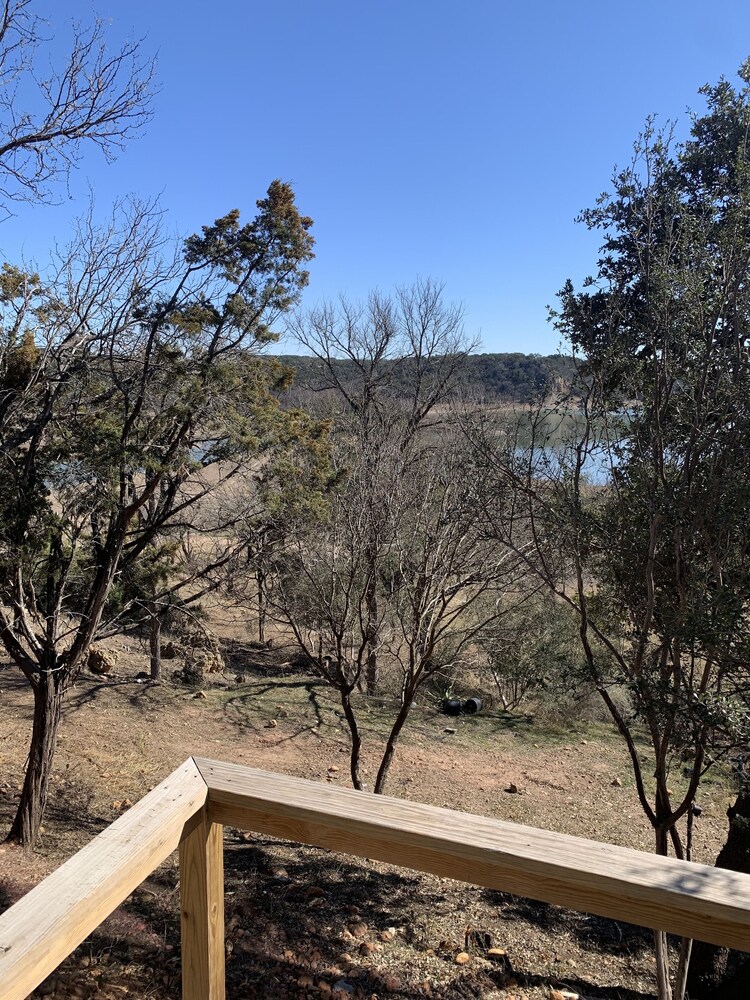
<box><xmin>2</xmin><ymin>756</ymin><xmax>750</xmax><ymax>1000</ymax></box>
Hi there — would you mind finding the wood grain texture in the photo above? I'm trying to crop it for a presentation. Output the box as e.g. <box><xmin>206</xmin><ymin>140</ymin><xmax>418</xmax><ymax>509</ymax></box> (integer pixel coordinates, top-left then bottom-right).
<box><xmin>180</xmin><ymin>816</ymin><xmax>225</xmax><ymax>1000</ymax></box>
<box><xmin>0</xmin><ymin>758</ymin><xmax>207</xmax><ymax>1000</ymax></box>
<box><xmin>196</xmin><ymin>757</ymin><xmax>750</xmax><ymax>952</ymax></box>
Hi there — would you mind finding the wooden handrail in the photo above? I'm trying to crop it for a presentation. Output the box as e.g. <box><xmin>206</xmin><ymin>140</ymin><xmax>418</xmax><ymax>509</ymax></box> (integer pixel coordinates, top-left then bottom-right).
<box><xmin>0</xmin><ymin>759</ymin><xmax>207</xmax><ymax>1000</ymax></box>
<box><xmin>196</xmin><ymin>757</ymin><xmax>750</xmax><ymax>952</ymax></box>
<box><xmin>1</xmin><ymin>755</ymin><xmax>750</xmax><ymax>1000</ymax></box>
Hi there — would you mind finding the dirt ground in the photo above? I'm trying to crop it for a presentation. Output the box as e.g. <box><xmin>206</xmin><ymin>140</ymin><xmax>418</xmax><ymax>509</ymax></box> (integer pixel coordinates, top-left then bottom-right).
<box><xmin>0</xmin><ymin>633</ymin><xmax>736</xmax><ymax>1000</ymax></box>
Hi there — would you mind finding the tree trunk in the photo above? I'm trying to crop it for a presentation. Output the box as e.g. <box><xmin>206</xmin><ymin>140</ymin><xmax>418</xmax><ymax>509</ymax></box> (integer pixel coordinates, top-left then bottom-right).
<box><xmin>7</xmin><ymin>670</ymin><xmax>64</xmax><ymax>849</ymax></box>
<box><xmin>339</xmin><ymin>688</ymin><xmax>363</xmax><ymax>790</ymax></box>
<box><xmin>365</xmin><ymin>647</ymin><xmax>378</xmax><ymax>696</ymax></box>
<box><xmin>686</xmin><ymin>788</ymin><xmax>750</xmax><ymax>999</ymax></box>
<box><xmin>364</xmin><ymin>567</ymin><xmax>379</xmax><ymax>696</ymax></box>
<box><xmin>256</xmin><ymin>567</ymin><xmax>266</xmax><ymax>644</ymax></box>
<box><xmin>673</xmin><ymin>935</ymin><xmax>692</xmax><ymax>1000</ymax></box>
<box><xmin>653</xmin><ymin>825</ymin><xmax>674</xmax><ymax>1000</ymax></box>
<box><xmin>148</xmin><ymin>601</ymin><xmax>162</xmax><ymax>681</ymax></box>
<box><xmin>654</xmin><ymin>929</ymin><xmax>673</xmax><ymax>1000</ymax></box>
<box><xmin>373</xmin><ymin>697</ymin><xmax>412</xmax><ymax>793</ymax></box>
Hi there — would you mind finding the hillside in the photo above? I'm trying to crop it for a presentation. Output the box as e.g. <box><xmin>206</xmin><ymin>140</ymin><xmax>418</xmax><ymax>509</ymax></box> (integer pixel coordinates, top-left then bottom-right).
<box><xmin>276</xmin><ymin>352</ymin><xmax>576</xmax><ymax>403</ymax></box>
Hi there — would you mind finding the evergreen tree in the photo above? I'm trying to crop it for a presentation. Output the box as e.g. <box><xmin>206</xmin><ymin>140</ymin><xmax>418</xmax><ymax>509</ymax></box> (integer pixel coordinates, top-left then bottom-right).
<box><xmin>0</xmin><ymin>182</ymin><xmax>323</xmax><ymax>848</ymax></box>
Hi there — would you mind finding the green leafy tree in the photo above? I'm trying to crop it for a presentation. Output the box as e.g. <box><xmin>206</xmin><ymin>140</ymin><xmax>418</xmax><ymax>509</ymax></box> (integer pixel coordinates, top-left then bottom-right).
<box><xmin>225</xmin><ymin>368</ymin><xmax>335</xmax><ymax>645</ymax></box>
<box><xmin>472</xmin><ymin>64</ymin><xmax>750</xmax><ymax>1000</ymax></box>
<box><xmin>0</xmin><ymin>181</ymin><xmax>318</xmax><ymax>848</ymax></box>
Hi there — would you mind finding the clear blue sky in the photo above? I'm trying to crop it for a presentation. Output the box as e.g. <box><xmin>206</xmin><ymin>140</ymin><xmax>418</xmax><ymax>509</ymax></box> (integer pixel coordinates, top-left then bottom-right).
<box><xmin>4</xmin><ymin>1</ymin><xmax>750</xmax><ymax>353</ymax></box>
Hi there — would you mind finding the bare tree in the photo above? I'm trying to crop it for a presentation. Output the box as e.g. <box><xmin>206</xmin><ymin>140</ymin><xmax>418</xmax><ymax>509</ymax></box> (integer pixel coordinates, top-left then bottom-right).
<box><xmin>270</xmin><ymin>428</ymin><xmax>528</xmax><ymax>792</ymax></box>
<box><xmin>0</xmin><ymin>1</ymin><xmax>154</xmax><ymax>212</ymax></box>
<box><xmin>288</xmin><ymin>278</ymin><xmax>476</xmax><ymax>694</ymax></box>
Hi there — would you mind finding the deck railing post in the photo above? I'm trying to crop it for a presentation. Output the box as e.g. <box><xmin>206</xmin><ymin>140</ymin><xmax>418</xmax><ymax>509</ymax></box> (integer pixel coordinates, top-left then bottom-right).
<box><xmin>179</xmin><ymin>809</ymin><xmax>225</xmax><ymax>1000</ymax></box>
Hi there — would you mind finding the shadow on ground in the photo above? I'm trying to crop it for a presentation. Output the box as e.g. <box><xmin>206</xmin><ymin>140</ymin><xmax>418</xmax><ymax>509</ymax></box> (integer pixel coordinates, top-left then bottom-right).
<box><xmin>480</xmin><ymin>887</ymin><xmax>654</xmax><ymax>958</ymax></box>
<box><xmin>12</xmin><ymin>832</ymin><xmax>659</xmax><ymax>1000</ymax></box>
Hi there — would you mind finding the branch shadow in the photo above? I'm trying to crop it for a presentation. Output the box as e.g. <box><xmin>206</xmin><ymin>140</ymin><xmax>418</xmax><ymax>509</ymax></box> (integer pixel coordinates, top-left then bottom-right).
<box><xmin>480</xmin><ymin>887</ymin><xmax>653</xmax><ymax>957</ymax></box>
<box><xmin>221</xmin><ymin>677</ymin><xmax>332</xmax><ymax>740</ymax></box>
<box><xmin>14</xmin><ymin>831</ymin><xmax>661</xmax><ymax>1000</ymax></box>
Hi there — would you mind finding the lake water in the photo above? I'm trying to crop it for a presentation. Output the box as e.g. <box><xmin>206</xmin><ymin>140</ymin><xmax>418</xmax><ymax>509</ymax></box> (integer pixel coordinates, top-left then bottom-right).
<box><xmin>519</xmin><ymin>444</ymin><xmax>618</xmax><ymax>486</ymax></box>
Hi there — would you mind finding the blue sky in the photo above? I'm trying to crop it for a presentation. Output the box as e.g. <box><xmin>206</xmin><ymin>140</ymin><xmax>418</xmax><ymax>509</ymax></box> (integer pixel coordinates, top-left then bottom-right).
<box><xmin>4</xmin><ymin>1</ymin><xmax>750</xmax><ymax>353</ymax></box>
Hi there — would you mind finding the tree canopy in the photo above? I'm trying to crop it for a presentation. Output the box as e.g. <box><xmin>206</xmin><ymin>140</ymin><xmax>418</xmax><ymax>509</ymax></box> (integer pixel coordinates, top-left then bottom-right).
<box><xmin>0</xmin><ymin>1</ymin><xmax>154</xmax><ymax>211</ymax></box>
<box><xmin>0</xmin><ymin>181</ymin><xmax>324</xmax><ymax>847</ymax></box>
<box><xmin>469</xmin><ymin>62</ymin><xmax>750</xmax><ymax>1000</ymax></box>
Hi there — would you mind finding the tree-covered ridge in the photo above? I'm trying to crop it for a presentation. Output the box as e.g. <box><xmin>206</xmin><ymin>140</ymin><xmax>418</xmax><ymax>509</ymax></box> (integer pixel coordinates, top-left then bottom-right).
<box><xmin>277</xmin><ymin>350</ymin><xmax>575</xmax><ymax>402</ymax></box>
